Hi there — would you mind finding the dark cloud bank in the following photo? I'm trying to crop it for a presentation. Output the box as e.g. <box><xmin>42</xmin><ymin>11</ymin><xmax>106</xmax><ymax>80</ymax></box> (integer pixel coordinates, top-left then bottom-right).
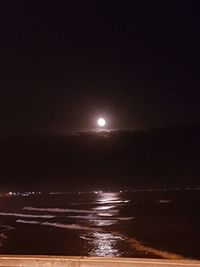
<box><xmin>0</xmin><ymin>124</ymin><xmax>200</xmax><ymax>192</ymax></box>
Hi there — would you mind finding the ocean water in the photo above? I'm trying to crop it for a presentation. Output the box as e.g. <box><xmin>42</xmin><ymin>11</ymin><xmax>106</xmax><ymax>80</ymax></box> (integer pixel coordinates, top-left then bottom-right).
<box><xmin>0</xmin><ymin>189</ymin><xmax>200</xmax><ymax>259</ymax></box>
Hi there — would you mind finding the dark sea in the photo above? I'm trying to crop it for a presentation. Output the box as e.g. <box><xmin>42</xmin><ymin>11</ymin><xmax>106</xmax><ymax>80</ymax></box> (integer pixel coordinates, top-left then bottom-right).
<box><xmin>0</xmin><ymin>189</ymin><xmax>200</xmax><ymax>259</ymax></box>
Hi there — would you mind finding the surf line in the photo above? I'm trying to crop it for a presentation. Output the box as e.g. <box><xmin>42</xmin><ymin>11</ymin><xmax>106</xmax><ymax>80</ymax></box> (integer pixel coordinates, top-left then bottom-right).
<box><xmin>16</xmin><ymin>218</ymin><xmax>186</xmax><ymax>260</ymax></box>
<box><xmin>118</xmin><ymin>232</ymin><xmax>186</xmax><ymax>260</ymax></box>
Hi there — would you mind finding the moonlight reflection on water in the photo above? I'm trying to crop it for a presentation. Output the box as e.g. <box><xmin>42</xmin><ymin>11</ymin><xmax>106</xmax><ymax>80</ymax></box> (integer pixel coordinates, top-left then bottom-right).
<box><xmin>86</xmin><ymin>192</ymin><xmax>124</xmax><ymax>256</ymax></box>
<box><xmin>89</xmin><ymin>232</ymin><xmax>123</xmax><ymax>257</ymax></box>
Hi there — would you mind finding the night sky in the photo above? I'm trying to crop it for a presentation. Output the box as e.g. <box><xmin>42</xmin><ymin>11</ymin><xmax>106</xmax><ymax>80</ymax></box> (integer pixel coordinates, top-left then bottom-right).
<box><xmin>0</xmin><ymin>1</ymin><xmax>200</xmax><ymax>191</ymax></box>
<box><xmin>0</xmin><ymin>1</ymin><xmax>200</xmax><ymax>134</ymax></box>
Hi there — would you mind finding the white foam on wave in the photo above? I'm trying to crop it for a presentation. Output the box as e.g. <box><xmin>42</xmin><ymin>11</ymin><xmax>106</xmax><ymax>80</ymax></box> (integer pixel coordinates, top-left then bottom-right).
<box><xmin>0</xmin><ymin>212</ymin><xmax>55</xmax><ymax>219</ymax></box>
<box><xmin>67</xmin><ymin>215</ymin><xmax>95</xmax><ymax>219</ymax></box>
<box><xmin>94</xmin><ymin>205</ymin><xmax>116</xmax><ymax>210</ymax></box>
<box><xmin>0</xmin><ymin>233</ymin><xmax>8</xmax><ymax>239</ymax></box>
<box><xmin>16</xmin><ymin>220</ymin><xmax>39</xmax><ymax>225</ymax></box>
<box><xmin>90</xmin><ymin>219</ymin><xmax>116</xmax><ymax>226</ymax></box>
<box><xmin>16</xmin><ymin>220</ymin><xmax>101</xmax><ymax>231</ymax></box>
<box><xmin>67</xmin><ymin>215</ymin><xmax>134</xmax><ymax>221</ymax></box>
<box><xmin>98</xmin><ymin>200</ymin><xmax>130</xmax><ymax>204</ymax></box>
<box><xmin>158</xmin><ymin>199</ymin><xmax>171</xmax><ymax>203</ymax></box>
<box><xmin>0</xmin><ymin>224</ymin><xmax>15</xmax><ymax>231</ymax></box>
<box><xmin>71</xmin><ymin>200</ymin><xmax>129</xmax><ymax>205</ymax></box>
<box><xmin>0</xmin><ymin>224</ymin><xmax>15</xmax><ymax>247</ymax></box>
<box><xmin>24</xmin><ymin>207</ymin><xmax>96</xmax><ymax>214</ymax></box>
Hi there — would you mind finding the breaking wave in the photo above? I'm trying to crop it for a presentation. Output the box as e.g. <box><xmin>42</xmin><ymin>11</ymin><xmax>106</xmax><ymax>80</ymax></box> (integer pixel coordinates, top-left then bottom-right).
<box><xmin>0</xmin><ymin>224</ymin><xmax>15</xmax><ymax>247</ymax></box>
<box><xmin>16</xmin><ymin>220</ymin><xmax>101</xmax><ymax>231</ymax></box>
<box><xmin>98</xmin><ymin>200</ymin><xmax>130</xmax><ymax>204</ymax></box>
<box><xmin>127</xmin><ymin>234</ymin><xmax>184</xmax><ymax>260</ymax></box>
<box><xmin>23</xmin><ymin>207</ymin><xmax>96</xmax><ymax>214</ymax></box>
<box><xmin>0</xmin><ymin>212</ymin><xmax>55</xmax><ymax>219</ymax></box>
<box><xmin>93</xmin><ymin>205</ymin><xmax>116</xmax><ymax>210</ymax></box>
<box><xmin>67</xmin><ymin>215</ymin><xmax>134</xmax><ymax>221</ymax></box>
<box><xmin>15</xmin><ymin>220</ymin><xmax>184</xmax><ymax>260</ymax></box>
<box><xmin>0</xmin><ymin>224</ymin><xmax>15</xmax><ymax>231</ymax></box>
<box><xmin>72</xmin><ymin>200</ymin><xmax>130</xmax><ymax>205</ymax></box>
<box><xmin>158</xmin><ymin>199</ymin><xmax>171</xmax><ymax>203</ymax></box>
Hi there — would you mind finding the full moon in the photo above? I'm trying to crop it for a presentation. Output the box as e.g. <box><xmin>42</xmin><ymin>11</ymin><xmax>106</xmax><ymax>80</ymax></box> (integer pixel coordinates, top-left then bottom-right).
<box><xmin>97</xmin><ymin>118</ymin><xmax>106</xmax><ymax>127</ymax></box>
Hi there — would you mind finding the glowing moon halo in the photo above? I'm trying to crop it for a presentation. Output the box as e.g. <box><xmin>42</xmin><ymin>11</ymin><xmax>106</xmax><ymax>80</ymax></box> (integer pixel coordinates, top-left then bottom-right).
<box><xmin>98</xmin><ymin>118</ymin><xmax>106</xmax><ymax>127</ymax></box>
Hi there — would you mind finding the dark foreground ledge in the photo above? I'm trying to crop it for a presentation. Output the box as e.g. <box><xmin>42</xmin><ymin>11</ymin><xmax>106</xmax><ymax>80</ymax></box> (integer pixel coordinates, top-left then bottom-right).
<box><xmin>0</xmin><ymin>256</ymin><xmax>200</xmax><ymax>267</ymax></box>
